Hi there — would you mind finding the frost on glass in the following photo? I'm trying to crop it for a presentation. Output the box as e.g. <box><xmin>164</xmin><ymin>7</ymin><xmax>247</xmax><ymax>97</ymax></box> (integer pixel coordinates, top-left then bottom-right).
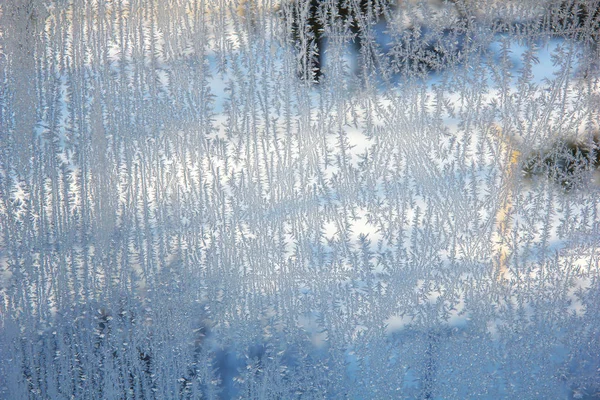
<box><xmin>0</xmin><ymin>0</ymin><xmax>599</xmax><ymax>398</ymax></box>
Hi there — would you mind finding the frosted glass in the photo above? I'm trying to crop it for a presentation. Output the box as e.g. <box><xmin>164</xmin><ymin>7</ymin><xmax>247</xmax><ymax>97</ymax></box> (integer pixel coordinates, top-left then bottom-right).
<box><xmin>0</xmin><ymin>0</ymin><xmax>599</xmax><ymax>398</ymax></box>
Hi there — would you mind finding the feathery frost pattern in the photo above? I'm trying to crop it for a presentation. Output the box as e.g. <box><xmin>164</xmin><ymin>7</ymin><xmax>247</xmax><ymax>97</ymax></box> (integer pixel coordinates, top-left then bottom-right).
<box><xmin>1</xmin><ymin>0</ymin><xmax>600</xmax><ymax>398</ymax></box>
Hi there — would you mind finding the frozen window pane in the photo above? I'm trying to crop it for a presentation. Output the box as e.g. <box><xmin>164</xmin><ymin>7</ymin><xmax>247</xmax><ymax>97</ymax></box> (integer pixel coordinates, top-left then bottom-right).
<box><xmin>0</xmin><ymin>0</ymin><xmax>599</xmax><ymax>398</ymax></box>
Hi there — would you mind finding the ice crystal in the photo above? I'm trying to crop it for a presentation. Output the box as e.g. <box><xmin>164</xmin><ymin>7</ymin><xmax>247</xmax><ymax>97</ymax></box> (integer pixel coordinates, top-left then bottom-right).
<box><xmin>0</xmin><ymin>0</ymin><xmax>599</xmax><ymax>398</ymax></box>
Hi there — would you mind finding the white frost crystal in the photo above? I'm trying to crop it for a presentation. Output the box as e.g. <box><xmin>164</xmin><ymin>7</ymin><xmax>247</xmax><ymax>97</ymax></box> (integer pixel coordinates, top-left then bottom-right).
<box><xmin>0</xmin><ymin>0</ymin><xmax>599</xmax><ymax>398</ymax></box>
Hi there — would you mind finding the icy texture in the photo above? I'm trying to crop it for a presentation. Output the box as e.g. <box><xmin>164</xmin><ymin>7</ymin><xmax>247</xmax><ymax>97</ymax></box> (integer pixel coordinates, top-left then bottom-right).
<box><xmin>1</xmin><ymin>0</ymin><xmax>599</xmax><ymax>398</ymax></box>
